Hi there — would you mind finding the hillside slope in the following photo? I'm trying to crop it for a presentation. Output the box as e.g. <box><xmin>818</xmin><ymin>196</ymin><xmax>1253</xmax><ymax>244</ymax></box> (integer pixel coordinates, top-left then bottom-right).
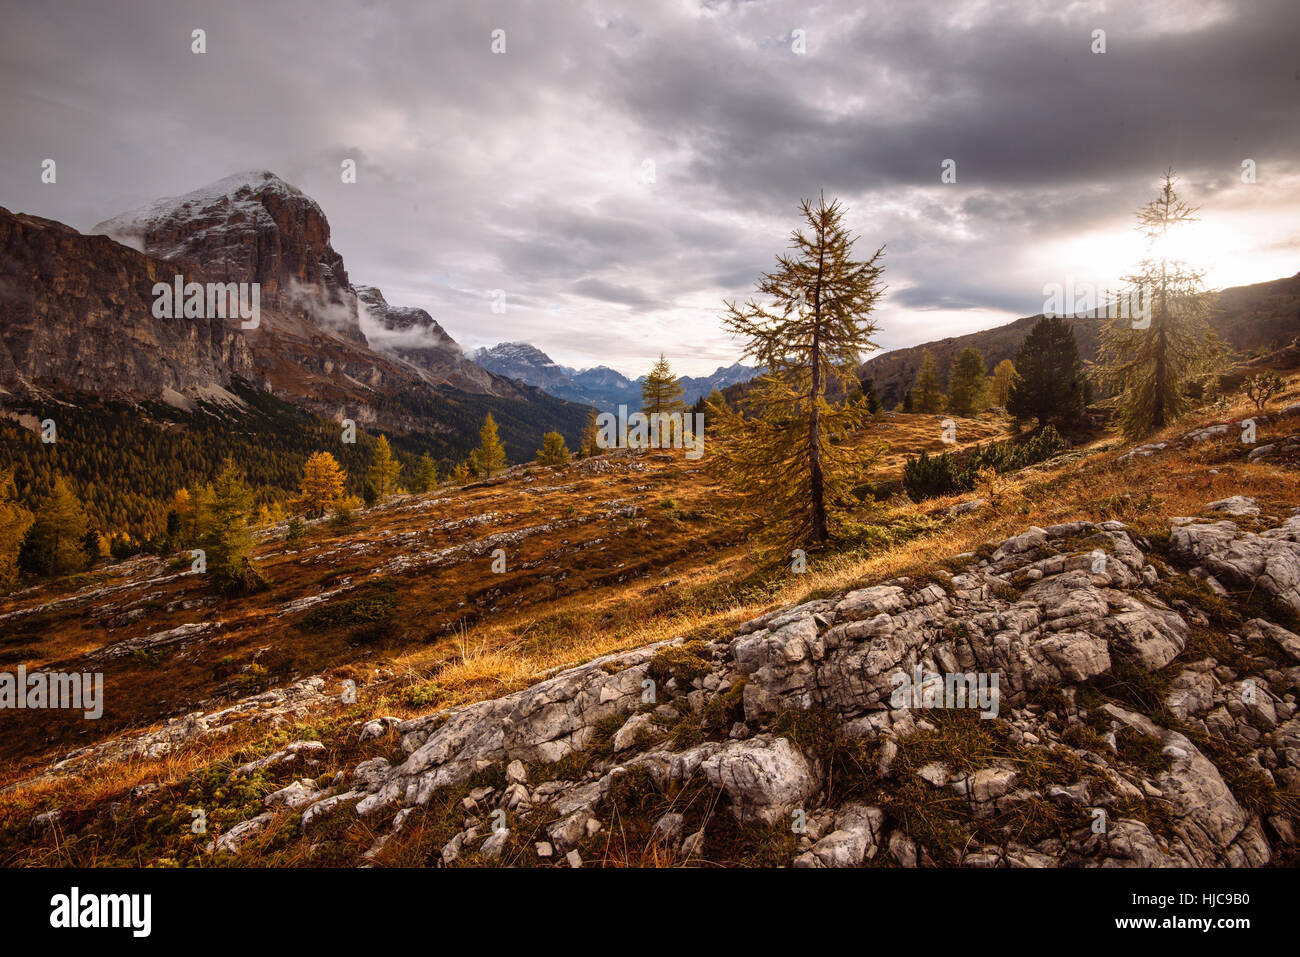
<box><xmin>861</xmin><ymin>272</ymin><xmax>1300</xmax><ymax>409</ymax></box>
<box><xmin>3</xmin><ymin>369</ymin><xmax>1300</xmax><ymax>868</ymax></box>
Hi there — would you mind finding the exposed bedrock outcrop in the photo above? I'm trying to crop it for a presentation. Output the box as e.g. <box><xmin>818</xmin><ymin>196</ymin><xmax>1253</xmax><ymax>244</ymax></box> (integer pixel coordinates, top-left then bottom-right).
<box><xmin>297</xmin><ymin>501</ymin><xmax>1300</xmax><ymax>867</ymax></box>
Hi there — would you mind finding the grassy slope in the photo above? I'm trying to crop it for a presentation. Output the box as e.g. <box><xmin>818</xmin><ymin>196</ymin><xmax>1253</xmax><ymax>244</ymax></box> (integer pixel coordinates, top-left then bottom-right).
<box><xmin>2</xmin><ymin>359</ymin><xmax>1299</xmax><ymax>866</ymax></box>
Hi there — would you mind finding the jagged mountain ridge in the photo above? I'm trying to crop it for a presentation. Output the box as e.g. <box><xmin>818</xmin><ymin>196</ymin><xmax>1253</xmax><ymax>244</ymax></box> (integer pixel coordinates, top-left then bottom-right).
<box><xmin>0</xmin><ymin>172</ymin><xmax>586</xmax><ymax>454</ymax></box>
<box><xmin>354</xmin><ymin>285</ymin><xmax>508</xmax><ymax>397</ymax></box>
<box><xmin>473</xmin><ymin>341</ymin><xmax>757</xmax><ymax>411</ymax></box>
<box><xmin>90</xmin><ymin>170</ymin><xmax>510</xmax><ymax>397</ymax></box>
<box><xmin>472</xmin><ymin>342</ymin><xmax>578</xmax><ymax>394</ymax></box>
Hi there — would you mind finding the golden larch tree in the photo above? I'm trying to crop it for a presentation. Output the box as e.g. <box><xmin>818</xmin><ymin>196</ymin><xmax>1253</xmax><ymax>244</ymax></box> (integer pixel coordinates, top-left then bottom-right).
<box><xmin>295</xmin><ymin>451</ymin><xmax>348</xmax><ymax>518</ymax></box>
<box><xmin>640</xmin><ymin>354</ymin><xmax>684</xmax><ymax>415</ymax></box>
<box><xmin>990</xmin><ymin>359</ymin><xmax>1016</xmax><ymax>407</ymax></box>
<box><xmin>367</xmin><ymin>435</ymin><xmax>402</xmax><ymax>502</ymax></box>
<box><xmin>470</xmin><ymin>414</ymin><xmax>507</xmax><ymax>478</ymax></box>
<box><xmin>913</xmin><ymin>351</ymin><xmax>946</xmax><ymax>413</ymax></box>
<box><xmin>0</xmin><ymin>469</ymin><xmax>34</xmax><ymax>587</ymax></box>
<box><xmin>713</xmin><ymin>193</ymin><xmax>886</xmax><ymax>545</ymax></box>
<box><xmin>536</xmin><ymin>430</ymin><xmax>572</xmax><ymax>466</ymax></box>
<box><xmin>579</xmin><ymin>407</ymin><xmax>601</xmax><ymax>458</ymax></box>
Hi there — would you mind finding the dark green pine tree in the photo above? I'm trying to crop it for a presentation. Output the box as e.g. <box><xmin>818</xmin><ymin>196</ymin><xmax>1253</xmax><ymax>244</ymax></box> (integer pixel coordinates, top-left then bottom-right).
<box><xmin>200</xmin><ymin>458</ymin><xmax>267</xmax><ymax>595</ymax></box>
<box><xmin>1006</xmin><ymin>316</ymin><xmax>1087</xmax><ymax>428</ymax></box>
<box><xmin>412</xmin><ymin>454</ymin><xmax>439</xmax><ymax>493</ymax></box>
<box><xmin>859</xmin><ymin>378</ymin><xmax>881</xmax><ymax>414</ymax></box>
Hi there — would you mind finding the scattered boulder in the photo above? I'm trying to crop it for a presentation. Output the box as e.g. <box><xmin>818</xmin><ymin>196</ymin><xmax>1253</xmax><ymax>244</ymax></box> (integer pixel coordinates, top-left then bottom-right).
<box><xmin>795</xmin><ymin>803</ymin><xmax>886</xmax><ymax>867</ymax></box>
<box><xmin>1171</xmin><ymin>520</ymin><xmax>1300</xmax><ymax>614</ymax></box>
<box><xmin>301</xmin><ymin>790</ymin><xmax>361</xmax><ymax>829</ymax></box>
<box><xmin>358</xmin><ymin>716</ymin><xmax>401</xmax><ymax>743</ymax></box>
<box><xmin>206</xmin><ymin>813</ymin><xmax>274</xmax><ymax>856</ymax></box>
<box><xmin>699</xmin><ymin>735</ymin><xmax>819</xmax><ymax>826</ymax></box>
<box><xmin>265</xmin><ymin>779</ymin><xmax>329</xmax><ymax>811</ymax></box>
<box><xmin>1206</xmin><ymin>496</ymin><xmax>1260</xmax><ymax>518</ymax></box>
<box><xmin>1245</xmin><ymin>618</ymin><xmax>1300</xmax><ymax>663</ymax></box>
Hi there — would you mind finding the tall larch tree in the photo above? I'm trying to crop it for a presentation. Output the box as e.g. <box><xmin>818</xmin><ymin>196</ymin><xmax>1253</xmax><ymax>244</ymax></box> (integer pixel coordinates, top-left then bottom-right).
<box><xmin>367</xmin><ymin>435</ymin><xmax>402</xmax><ymax>502</ymax></box>
<box><xmin>470</xmin><ymin>413</ymin><xmax>507</xmax><ymax>478</ymax></box>
<box><xmin>714</xmin><ymin>193</ymin><xmax>886</xmax><ymax>545</ymax></box>
<box><xmin>990</xmin><ymin>359</ymin><xmax>1017</xmax><ymax>407</ymax></box>
<box><xmin>1095</xmin><ymin>169</ymin><xmax>1225</xmax><ymax>438</ymax></box>
<box><xmin>946</xmin><ymin>347</ymin><xmax>989</xmax><ymax>416</ymax></box>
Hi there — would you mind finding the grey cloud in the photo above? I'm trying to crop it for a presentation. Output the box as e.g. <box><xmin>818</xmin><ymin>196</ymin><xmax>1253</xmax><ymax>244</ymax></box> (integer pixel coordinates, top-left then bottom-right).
<box><xmin>570</xmin><ymin>277</ymin><xmax>658</xmax><ymax>310</ymax></box>
<box><xmin>0</xmin><ymin>0</ymin><xmax>1296</xmax><ymax>376</ymax></box>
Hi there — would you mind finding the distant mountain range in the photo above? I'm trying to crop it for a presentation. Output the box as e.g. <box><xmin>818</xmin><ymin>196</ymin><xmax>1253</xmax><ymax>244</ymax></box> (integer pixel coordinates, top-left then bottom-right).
<box><xmin>472</xmin><ymin>342</ymin><xmax>758</xmax><ymax>411</ymax></box>
<box><xmin>0</xmin><ymin>170</ymin><xmax>589</xmax><ymax>460</ymax></box>
<box><xmin>858</xmin><ymin>272</ymin><xmax>1300</xmax><ymax>409</ymax></box>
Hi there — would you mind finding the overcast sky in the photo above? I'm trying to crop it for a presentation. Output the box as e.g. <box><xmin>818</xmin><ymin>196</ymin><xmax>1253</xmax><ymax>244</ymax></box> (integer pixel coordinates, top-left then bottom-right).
<box><xmin>3</xmin><ymin>0</ymin><xmax>1298</xmax><ymax>377</ymax></box>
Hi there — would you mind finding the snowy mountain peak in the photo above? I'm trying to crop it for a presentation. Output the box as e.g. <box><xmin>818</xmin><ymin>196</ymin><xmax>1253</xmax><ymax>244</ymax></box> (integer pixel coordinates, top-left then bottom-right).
<box><xmin>93</xmin><ymin>170</ymin><xmax>312</xmax><ymax>243</ymax></box>
<box><xmin>472</xmin><ymin>341</ymin><xmax>757</xmax><ymax>411</ymax></box>
<box><xmin>474</xmin><ymin>342</ymin><xmax>561</xmax><ymax>367</ymax></box>
<box><xmin>90</xmin><ymin>169</ymin><xmax>351</xmax><ymax>309</ymax></box>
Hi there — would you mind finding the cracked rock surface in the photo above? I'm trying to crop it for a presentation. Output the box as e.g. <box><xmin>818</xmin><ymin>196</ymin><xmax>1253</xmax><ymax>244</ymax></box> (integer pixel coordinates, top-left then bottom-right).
<box><xmin>307</xmin><ymin>500</ymin><xmax>1300</xmax><ymax>867</ymax></box>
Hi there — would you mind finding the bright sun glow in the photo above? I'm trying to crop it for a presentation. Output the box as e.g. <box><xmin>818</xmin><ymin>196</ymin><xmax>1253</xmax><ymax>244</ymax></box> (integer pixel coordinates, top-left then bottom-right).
<box><xmin>1037</xmin><ymin>212</ymin><xmax>1295</xmax><ymax>295</ymax></box>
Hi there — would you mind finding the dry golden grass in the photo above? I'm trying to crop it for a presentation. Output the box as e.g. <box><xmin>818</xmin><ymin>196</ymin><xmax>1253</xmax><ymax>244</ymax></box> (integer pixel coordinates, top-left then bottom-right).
<box><xmin>4</xmin><ymin>368</ymin><xmax>1299</xmax><ymax>862</ymax></box>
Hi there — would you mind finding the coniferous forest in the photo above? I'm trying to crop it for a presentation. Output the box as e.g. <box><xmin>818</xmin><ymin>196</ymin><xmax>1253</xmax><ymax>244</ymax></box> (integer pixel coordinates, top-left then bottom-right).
<box><xmin>0</xmin><ymin>380</ymin><xmax>586</xmax><ymax>543</ymax></box>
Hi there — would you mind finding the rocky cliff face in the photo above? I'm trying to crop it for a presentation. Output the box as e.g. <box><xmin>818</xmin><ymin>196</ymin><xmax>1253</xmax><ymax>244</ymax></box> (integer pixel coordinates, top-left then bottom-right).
<box><xmin>356</xmin><ymin>285</ymin><xmax>515</xmax><ymax>397</ymax></box>
<box><xmin>0</xmin><ymin>208</ymin><xmax>251</xmax><ymax>400</ymax></box>
<box><xmin>0</xmin><ymin>201</ymin><xmax>393</xmax><ymax>413</ymax></box>
<box><xmin>93</xmin><ymin>171</ymin><xmax>352</xmax><ymax>309</ymax></box>
<box><xmin>1</xmin><ymin>173</ymin><xmax>584</xmax><ymax>444</ymax></box>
